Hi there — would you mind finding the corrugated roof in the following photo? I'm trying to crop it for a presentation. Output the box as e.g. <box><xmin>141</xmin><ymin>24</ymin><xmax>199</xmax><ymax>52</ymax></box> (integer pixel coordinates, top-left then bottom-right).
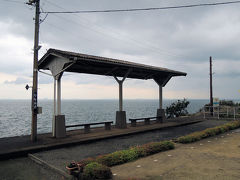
<box><xmin>38</xmin><ymin>48</ymin><xmax>186</xmax><ymax>85</ymax></box>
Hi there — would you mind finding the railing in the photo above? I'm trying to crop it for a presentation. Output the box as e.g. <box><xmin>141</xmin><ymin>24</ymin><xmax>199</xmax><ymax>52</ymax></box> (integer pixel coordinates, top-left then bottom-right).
<box><xmin>203</xmin><ymin>105</ymin><xmax>240</xmax><ymax>120</ymax></box>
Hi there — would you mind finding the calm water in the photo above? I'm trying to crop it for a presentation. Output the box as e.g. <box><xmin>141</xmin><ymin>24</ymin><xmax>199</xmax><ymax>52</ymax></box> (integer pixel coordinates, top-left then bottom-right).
<box><xmin>0</xmin><ymin>99</ymin><xmax>208</xmax><ymax>138</ymax></box>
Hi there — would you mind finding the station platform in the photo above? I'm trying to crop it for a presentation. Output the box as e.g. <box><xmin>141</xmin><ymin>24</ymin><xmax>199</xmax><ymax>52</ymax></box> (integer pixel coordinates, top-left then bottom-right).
<box><xmin>0</xmin><ymin>117</ymin><xmax>203</xmax><ymax>160</ymax></box>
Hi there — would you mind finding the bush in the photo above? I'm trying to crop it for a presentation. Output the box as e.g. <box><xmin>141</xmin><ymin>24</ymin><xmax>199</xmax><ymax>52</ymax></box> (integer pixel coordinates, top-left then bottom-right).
<box><xmin>141</xmin><ymin>141</ymin><xmax>175</xmax><ymax>156</ymax></box>
<box><xmin>177</xmin><ymin>121</ymin><xmax>240</xmax><ymax>143</ymax></box>
<box><xmin>97</xmin><ymin>141</ymin><xmax>174</xmax><ymax>167</ymax></box>
<box><xmin>78</xmin><ymin>157</ymin><xmax>95</xmax><ymax>167</ymax></box>
<box><xmin>96</xmin><ymin>149</ymin><xmax>138</xmax><ymax>167</ymax></box>
<box><xmin>96</xmin><ymin>141</ymin><xmax>174</xmax><ymax>167</ymax></box>
<box><xmin>130</xmin><ymin>146</ymin><xmax>146</xmax><ymax>158</ymax></box>
<box><xmin>81</xmin><ymin>162</ymin><xmax>112</xmax><ymax>180</ymax></box>
<box><xmin>166</xmin><ymin>98</ymin><xmax>190</xmax><ymax>118</ymax></box>
<box><xmin>220</xmin><ymin>100</ymin><xmax>235</xmax><ymax>106</ymax></box>
<box><xmin>204</xmin><ymin>100</ymin><xmax>239</xmax><ymax>110</ymax></box>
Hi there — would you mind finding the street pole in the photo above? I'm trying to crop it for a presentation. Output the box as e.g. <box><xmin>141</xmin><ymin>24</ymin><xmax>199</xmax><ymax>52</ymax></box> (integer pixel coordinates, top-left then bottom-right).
<box><xmin>210</xmin><ymin>56</ymin><xmax>213</xmax><ymax>116</ymax></box>
<box><xmin>29</xmin><ymin>0</ymin><xmax>40</xmax><ymax>142</ymax></box>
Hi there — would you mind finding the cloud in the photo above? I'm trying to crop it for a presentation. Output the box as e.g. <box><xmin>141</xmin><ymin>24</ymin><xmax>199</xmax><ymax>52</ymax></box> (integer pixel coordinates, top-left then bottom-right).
<box><xmin>4</xmin><ymin>77</ymin><xmax>30</xmax><ymax>85</ymax></box>
<box><xmin>0</xmin><ymin>21</ymin><xmax>33</xmax><ymax>75</ymax></box>
<box><xmin>0</xmin><ymin>0</ymin><xmax>240</xmax><ymax>99</ymax></box>
<box><xmin>214</xmin><ymin>59</ymin><xmax>240</xmax><ymax>76</ymax></box>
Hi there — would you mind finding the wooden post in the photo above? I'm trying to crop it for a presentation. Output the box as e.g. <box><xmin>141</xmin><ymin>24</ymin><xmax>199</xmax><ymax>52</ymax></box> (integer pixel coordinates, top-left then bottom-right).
<box><xmin>30</xmin><ymin>0</ymin><xmax>40</xmax><ymax>142</ymax></box>
<box><xmin>234</xmin><ymin>108</ymin><xmax>236</xmax><ymax>120</ymax></box>
<box><xmin>210</xmin><ymin>56</ymin><xmax>213</xmax><ymax>116</ymax></box>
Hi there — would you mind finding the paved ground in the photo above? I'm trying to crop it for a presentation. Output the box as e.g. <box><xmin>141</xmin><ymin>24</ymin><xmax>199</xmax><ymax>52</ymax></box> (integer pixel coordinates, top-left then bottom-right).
<box><xmin>33</xmin><ymin>120</ymin><xmax>228</xmax><ymax>172</ymax></box>
<box><xmin>112</xmin><ymin>129</ymin><xmax>240</xmax><ymax>180</ymax></box>
<box><xmin>0</xmin><ymin>158</ymin><xmax>64</xmax><ymax>180</ymax></box>
<box><xmin>0</xmin><ymin>119</ymin><xmax>231</xmax><ymax>180</ymax></box>
<box><xmin>0</xmin><ymin>118</ymin><xmax>202</xmax><ymax>160</ymax></box>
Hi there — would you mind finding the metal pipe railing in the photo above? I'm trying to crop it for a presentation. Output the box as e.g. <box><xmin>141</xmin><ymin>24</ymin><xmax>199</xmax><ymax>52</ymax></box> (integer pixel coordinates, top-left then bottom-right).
<box><xmin>203</xmin><ymin>105</ymin><xmax>240</xmax><ymax>120</ymax></box>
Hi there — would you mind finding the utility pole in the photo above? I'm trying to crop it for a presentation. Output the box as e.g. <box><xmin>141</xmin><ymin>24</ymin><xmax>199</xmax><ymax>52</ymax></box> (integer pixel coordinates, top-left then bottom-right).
<box><xmin>210</xmin><ymin>56</ymin><xmax>213</xmax><ymax>116</ymax></box>
<box><xmin>27</xmin><ymin>0</ymin><xmax>40</xmax><ymax>142</ymax></box>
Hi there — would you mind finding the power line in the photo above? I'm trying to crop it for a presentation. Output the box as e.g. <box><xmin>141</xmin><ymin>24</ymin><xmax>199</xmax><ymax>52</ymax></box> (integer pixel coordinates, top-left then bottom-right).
<box><xmin>42</xmin><ymin>0</ymin><xmax>187</xmax><ymax>60</ymax></box>
<box><xmin>2</xmin><ymin>0</ymin><xmax>24</xmax><ymax>4</ymax></box>
<box><xmin>41</xmin><ymin>1</ymin><xmax>240</xmax><ymax>14</ymax></box>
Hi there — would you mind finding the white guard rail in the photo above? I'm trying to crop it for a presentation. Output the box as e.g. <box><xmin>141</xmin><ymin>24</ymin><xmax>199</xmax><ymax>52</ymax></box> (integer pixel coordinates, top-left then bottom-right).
<box><xmin>203</xmin><ymin>105</ymin><xmax>240</xmax><ymax>120</ymax></box>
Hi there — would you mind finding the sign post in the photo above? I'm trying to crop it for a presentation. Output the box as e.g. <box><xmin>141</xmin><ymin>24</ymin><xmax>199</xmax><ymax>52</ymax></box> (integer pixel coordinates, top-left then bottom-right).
<box><xmin>213</xmin><ymin>97</ymin><xmax>219</xmax><ymax>107</ymax></box>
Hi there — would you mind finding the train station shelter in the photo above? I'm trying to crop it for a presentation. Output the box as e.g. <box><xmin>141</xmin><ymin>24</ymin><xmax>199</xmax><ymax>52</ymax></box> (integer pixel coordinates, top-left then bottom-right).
<box><xmin>38</xmin><ymin>48</ymin><xmax>187</xmax><ymax>138</ymax></box>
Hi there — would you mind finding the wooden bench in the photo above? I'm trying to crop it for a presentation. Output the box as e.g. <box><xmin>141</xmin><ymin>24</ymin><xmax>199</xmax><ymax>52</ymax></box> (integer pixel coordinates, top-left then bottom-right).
<box><xmin>129</xmin><ymin>116</ymin><xmax>162</xmax><ymax>127</ymax></box>
<box><xmin>66</xmin><ymin>121</ymin><xmax>113</xmax><ymax>133</ymax></box>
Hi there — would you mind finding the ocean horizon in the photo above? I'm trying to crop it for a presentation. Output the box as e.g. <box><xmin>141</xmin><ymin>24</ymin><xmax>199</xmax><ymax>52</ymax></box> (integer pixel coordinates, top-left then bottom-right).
<box><xmin>0</xmin><ymin>99</ymin><xmax>239</xmax><ymax>138</ymax></box>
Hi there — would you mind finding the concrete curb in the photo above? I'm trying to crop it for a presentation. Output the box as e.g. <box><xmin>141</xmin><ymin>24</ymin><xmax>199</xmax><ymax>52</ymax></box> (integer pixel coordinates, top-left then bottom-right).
<box><xmin>28</xmin><ymin>153</ymin><xmax>73</xmax><ymax>180</ymax></box>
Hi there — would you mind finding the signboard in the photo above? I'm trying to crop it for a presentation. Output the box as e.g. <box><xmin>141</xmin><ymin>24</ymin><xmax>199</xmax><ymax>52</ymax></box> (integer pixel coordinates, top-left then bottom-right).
<box><xmin>213</xmin><ymin>97</ymin><xmax>219</xmax><ymax>107</ymax></box>
<box><xmin>33</xmin><ymin>91</ymin><xmax>38</xmax><ymax>111</ymax></box>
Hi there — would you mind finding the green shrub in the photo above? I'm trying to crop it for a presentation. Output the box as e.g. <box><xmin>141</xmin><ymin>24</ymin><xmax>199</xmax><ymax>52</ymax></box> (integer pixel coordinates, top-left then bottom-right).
<box><xmin>177</xmin><ymin>134</ymin><xmax>201</xmax><ymax>143</ymax></box>
<box><xmin>96</xmin><ymin>149</ymin><xmax>138</xmax><ymax>166</ymax></box>
<box><xmin>226</xmin><ymin>121</ymin><xmax>240</xmax><ymax>129</ymax></box>
<box><xmin>177</xmin><ymin>121</ymin><xmax>240</xmax><ymax>143</ymax></box>
<box><xmin>78</xmin><ymin>157</ymin><xmax>95</xmax><ymax>167</ymax></box>
<box><xmin>142</xmin><ymin>141</ymin><xmax>175</xmax><ymax>156</ymax></box>
<box><xmin>130</xmin><ymin>146</ymin><xmax>147</xmax><ymax>157</ymax></box>
<box><xmin>166</xmin><ymin>98</ymin><xmax>190</xmax><ymax>118</ymax></box>
<box><xmin>95</xmin><ymin>141</ymin><xmax>174</xmax><ymax>167</ymax></box>
<box><xmin>81</xmin><ymin>162</ymin><xmax>112</xmax><ymax>180</ymax></box>
<box><xmin>219</xmin><ymin>100</ymin><xmax>236</xmax><ymax>106</ymax></box>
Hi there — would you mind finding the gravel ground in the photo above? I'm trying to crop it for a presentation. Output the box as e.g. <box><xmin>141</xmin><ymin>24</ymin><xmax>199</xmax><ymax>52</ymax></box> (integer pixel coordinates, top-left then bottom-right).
<box><xmin>0</xmin><ymin>158</ymin><xmax>63</xmax><ymax>180</ymax></box>
<box><xmin>112</xmin><ymin>128</ymin><xmax>240</xmax><ymax>180</ymax></box>
<box><xmin>33</xmin><ymin>120</ymin><xmax>229</xmax><ymax>172</ymax></box>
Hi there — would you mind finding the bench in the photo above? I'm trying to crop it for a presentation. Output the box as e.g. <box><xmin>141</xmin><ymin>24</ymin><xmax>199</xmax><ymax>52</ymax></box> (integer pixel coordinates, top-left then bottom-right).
<box><xmin>129</xmin><ymin>116</ymin><xmax>162</xmax><ymax>127</ymax></box>
<box><xmin>66</xmin><ymin>121</ymin><xmax>113</xmax><ymax>133</ymax></box>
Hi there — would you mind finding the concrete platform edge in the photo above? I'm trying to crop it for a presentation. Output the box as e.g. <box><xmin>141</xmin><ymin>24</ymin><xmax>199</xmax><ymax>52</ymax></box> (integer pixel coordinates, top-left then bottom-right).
<box><xmin>28</xmin><ymin>153</ymin><xmax>73</xmax><ymax>180</ymax></box>
<box><xmin>0</xmin><ymin>120</ymin><xmax>203</xmax><ymax>160</ymax></box>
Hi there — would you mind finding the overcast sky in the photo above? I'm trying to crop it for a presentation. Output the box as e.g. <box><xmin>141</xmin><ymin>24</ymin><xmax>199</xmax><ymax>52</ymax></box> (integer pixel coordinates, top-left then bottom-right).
<box><xmin>0</xmin><ymin>0</ymin><xmax>240</xmax><ymax>100</ymax></box>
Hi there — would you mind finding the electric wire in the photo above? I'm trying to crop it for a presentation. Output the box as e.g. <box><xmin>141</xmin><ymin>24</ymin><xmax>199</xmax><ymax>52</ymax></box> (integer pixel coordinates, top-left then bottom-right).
<box><xmin>42</xmin><ymin>0</ymin><xmax>187</xmax><ymax>61</ymax></box>
<box><xmin>41</xmin><ymin>1</ymin><xmax>240</xmax><ymax>14</ymax></box>
<box><xmin>2</xmin><ymin>0</ymin><xmax>25</xmax><ymax>4</ymax></box>
<box><xmin>43</xmin><ymin>20</ymin><xmax>102</xmax><ymax>50</ymax></box>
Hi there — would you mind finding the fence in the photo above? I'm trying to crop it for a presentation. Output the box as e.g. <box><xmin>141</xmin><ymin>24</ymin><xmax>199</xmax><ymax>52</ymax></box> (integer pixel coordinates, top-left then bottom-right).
<box><xmin>203</xmin><ymin>105</ymin><xmax>240</xmax><ymax>120</ymax></box>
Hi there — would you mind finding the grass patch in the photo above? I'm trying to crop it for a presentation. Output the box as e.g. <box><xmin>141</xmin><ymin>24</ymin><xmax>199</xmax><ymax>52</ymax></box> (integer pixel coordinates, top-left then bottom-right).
<box><xmin>176</xmin><ymin>120</ymin><xmax>240</xmax><ymax>143</ymax></box>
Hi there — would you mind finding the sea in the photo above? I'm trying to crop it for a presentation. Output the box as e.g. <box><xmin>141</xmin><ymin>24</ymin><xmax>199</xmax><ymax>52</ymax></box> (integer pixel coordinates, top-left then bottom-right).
<box><xmin>0</xmin><ymin>99</ymin><xmax>213</xmax><ymax>138</ymax></box>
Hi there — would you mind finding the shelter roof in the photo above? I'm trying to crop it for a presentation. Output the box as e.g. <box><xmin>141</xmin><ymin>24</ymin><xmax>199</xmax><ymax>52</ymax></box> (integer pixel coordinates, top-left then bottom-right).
<box><xmin>38</xmin><ymin>48</ymin><xmax>186</xmax><ymax>86</ymax></box>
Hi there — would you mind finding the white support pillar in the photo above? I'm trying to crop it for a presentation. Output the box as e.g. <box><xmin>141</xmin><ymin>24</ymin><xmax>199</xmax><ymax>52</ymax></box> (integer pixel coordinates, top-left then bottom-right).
<box><xmin>154</xmin><ymin>79</ymin><xmax>166</xmax><ymax>123</ymax></box>
<box><xmin>113</xmin><ymin>69</ymin><xmax>131</xmax><ymax>129</ymax></box>
<box><xmin>53</xmin><ymin>78</ymin><xmax>56</xmax><ymax>116</ymax></box>
<box><xmin>119</xmin><ymin>81</ymin><xmax>123</xmax><ymax>111</ymax></box>
<box><xmin>54</xmin><ymin>73</ymin><xmax>66</xmax><ymax>138</ymax></box>
<box><xmin>57</xmin><ymin>77</ymin><xmax>61</xmax><ymax>115</ymax></box>
<box><xmin>159</xmin><ymin>85</ymin><xmax>163</xmax><ymax>109</ymax></box>
<box><xmin>114</xmin><ymin>69</ymin><xmax>131</xmax><ymax>112</ymax></box>
<box><xmin>53</xmin><ymin>78</ymin><xmax>56</xmax><ymax>137</ymax></box>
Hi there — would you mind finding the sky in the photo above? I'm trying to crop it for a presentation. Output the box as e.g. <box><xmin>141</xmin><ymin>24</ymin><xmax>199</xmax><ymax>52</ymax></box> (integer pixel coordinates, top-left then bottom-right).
<box><xmin>0</xmin><ymin>0</ymin><xmax>240</xmax><ymax>100</ymax></box>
